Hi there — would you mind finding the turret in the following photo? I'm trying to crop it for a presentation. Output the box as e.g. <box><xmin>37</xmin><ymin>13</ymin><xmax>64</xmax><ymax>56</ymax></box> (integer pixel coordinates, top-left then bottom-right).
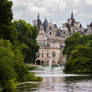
<box><xmin>43</xmin><ymin>18</ymin><xmax>49</xmax><ymax>32</ymax></box>
<box><xmin>71</xmin><ymin>11</ymin><xmax>74</xmax><ymax>19</ymax></box>
<box><xmin>37</xmin><ymin>12</ymin><xmax>42</xmax><ymax>30</ymax></box>
<box><xmin>37</xmin><ymin>12</ymin><xmax>40</xmax><ymax>21</ymax></box>
<box><xmin>68</xmin><ymin>11</ymin><xmax>76</xmax><ymax>26</ymax></box>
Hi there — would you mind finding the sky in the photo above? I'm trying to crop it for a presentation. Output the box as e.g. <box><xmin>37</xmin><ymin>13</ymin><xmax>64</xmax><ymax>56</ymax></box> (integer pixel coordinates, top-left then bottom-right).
<box><xmin>12</xmin><ymin>0</ymin><xmax>92</xmax><ymax>28</ymax></box>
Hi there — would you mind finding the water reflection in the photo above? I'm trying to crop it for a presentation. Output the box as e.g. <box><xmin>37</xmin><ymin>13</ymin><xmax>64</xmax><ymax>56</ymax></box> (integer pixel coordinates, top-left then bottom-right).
<box><xmin>0</xmin><ymin>88</ymin><xmax>16</xmax><ymax>92</ymax></box>
<box><xmin>64</xmin><ymin>76</ymin><xmax>92</xmax><ymax>92</ymax></box>
<box><xmin>17</xmin><ymin>83</ymin><xmax>39</xmax><ymax>92</ymax></box>
<box><xmin>17</xmin><ymin>67</ymin><xmax>92</xmax><ymax>92</ymax></box>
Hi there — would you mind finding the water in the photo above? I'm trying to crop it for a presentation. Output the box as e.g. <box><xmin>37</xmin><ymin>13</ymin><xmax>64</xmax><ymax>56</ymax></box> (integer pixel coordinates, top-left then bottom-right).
<box><xmin>17</xmin><ymin>66</ymin><xmax>92</xmax><ymax>92</ymax></box>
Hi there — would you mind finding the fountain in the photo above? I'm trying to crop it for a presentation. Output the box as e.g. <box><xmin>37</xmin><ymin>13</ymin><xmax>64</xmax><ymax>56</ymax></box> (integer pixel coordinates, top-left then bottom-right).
<box><xmin>26</xmin><ymin>59</ymin><xmax>92</xmax><ymax>92</ymax></box>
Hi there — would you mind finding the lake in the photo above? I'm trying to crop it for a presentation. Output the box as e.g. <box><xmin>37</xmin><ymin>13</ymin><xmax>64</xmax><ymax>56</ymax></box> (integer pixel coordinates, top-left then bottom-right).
<box><xmin>17</xmin><ymin>66</ymin><xmax>92</xmax><ymax>92</ymax></box>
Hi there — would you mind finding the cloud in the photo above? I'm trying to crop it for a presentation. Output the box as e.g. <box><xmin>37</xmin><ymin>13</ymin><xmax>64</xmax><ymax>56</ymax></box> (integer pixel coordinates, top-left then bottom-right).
<box><xmin>12</xmin><ymin>0</ymin><xmax>92</xmax><ymax>27</ymax></box>
<box><xmin>85</xmin><ymin>0</ymin><xmax>92</xmax><ymax>5</ymax></box>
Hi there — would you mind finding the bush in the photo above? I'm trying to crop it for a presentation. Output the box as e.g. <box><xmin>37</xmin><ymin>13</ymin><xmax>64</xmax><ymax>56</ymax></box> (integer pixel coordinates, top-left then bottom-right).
<box><xmin>64</xmin><ymin>45</ymin><xmax>92</xmax><ymax>73</ymax></box>
<box><xmin>25</xmin><ymin>73</ymin><xmax>42</xmax><ymax>82</ymax></box>
<box><xmin>27</xmin><ymin>65</ymin><xmax>37</xmax><ymax>70</ymax></box>
<box><xmin>0</xmin><ymin>47</ymin><xmax>17</xmax><ymax>90</ymax></box>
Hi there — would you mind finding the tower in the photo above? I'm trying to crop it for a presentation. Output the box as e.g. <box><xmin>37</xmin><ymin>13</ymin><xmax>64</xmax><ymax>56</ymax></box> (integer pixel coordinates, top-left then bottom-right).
<box><xmin>68</xmin><ymin>11</ymin><xmax>76</xmax><ymax>26</ymax></box>
<box><xmin>43</xmin><ymin>18</ymin><xmax>48</xmax><ymax>32</ymax></box>
<box><xmin>71</xmin><ymin>11</ymin><xmax>74</xmax><ymax>19</ymax></box>
<box><xmin>37</xmin><ymin>12</ymin><xmax>41</xmax><ymax>31</ymax></box>
<box><xmin>37</xmin><ymin>12</ymin><xmax>40</xmax><ymax>21</ymax></box>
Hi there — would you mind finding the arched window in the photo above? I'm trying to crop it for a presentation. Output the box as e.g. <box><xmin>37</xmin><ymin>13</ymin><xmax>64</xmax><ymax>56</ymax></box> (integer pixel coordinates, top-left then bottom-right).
<box><xmin>52</xmin><ymin>51</ymin><xmax>56</xmax><ymax>57</ymax></box>
<box><xmin>36</xmin><ymin>60</ymin><xmax>40</xmax><ymax>65</ymax></box>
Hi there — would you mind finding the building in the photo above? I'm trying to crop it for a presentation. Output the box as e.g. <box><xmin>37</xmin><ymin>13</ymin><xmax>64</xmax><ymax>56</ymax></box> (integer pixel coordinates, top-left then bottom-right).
<box><xmin>33</xmin><ymin>13</ymin><xmax>65</xmax><ymax>65</ymax></box>
<box><xmin>87</xmin><ymin>22</ymin><xmax>92</xmax><ymax>35</ymax></box>
<box><xmin>33</xmin><ymin>12</ymin><xmax>91</xmax><ymax>65</ymax></box>
<box><xmin>61</xmin><ymin>11</ymin><xmax>87</xmax><ymax>38</ymax></box>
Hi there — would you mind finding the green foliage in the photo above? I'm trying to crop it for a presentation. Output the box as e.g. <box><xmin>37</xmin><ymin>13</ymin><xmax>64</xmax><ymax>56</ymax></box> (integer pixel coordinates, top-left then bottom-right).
<box><xmin>0</xmin><ymin>42</ymin><xmax>16</xmax><ymax>89</ymax></box>
<box><xmin>27</xmin><ymin>65</ymin><xmax>37</xmax><ymax>70</ymax></box>
<box><xmin>0</xmin><ymin>0</ymin><xmax>40</xmax><ymax>90</ymax></box>
<box><xmin>0</xmin><ymin>0</ymin><xmax>18</xmax><ymax>45</ymax></box>
<box><xmin>64</xmin><ymin>33</ymin><xmax>92</xmax><ymax>73</ymax></box>
<box><xmin>0</xmin><ymin>0</ymin><xmax>13</xmax><ymax>25</ymax></box>
<box><xmin>25</xmin><ymin>73</ymin><xmax>42</xmax><ymax>82</ymax></box>
<box><xmin>13</xmin><ymin>20</ymin><xmax>39</xmax><ymax>63</ymax></box>
<box><xmin>0</xmin><ymin>25</ymin><xmax>18</xmax><ymax>44</ymax></box>
<box><xmin>0</xmin><ymin>39</ymin><xmax>40</xmax><ymax>91</ymax></box>
<box><xmin>63</xmin><ymin>32</ymin><xmax>81</xmax><ymax>58</ymax></box>
<box><xmin>13</xmin><ymin>51</ymin><xmax>29</xmax><ymax>82</ymax></box>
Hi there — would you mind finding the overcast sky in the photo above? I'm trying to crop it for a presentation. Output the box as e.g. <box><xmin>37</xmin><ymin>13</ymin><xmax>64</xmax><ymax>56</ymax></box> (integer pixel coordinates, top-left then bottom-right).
<box><xmin>12</xmin><ymin>0</ymin><xmax>92</xmax><ymax>28</ymax></box>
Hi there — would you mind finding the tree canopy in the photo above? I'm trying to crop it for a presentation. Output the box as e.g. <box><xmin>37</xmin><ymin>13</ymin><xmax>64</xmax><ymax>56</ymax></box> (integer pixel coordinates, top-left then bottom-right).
<box><xmin>63</xmin><ymin>33</ymin><xmax>92</xmax><ymax>73</ymax></box>
<box><xmin>13</xmin><ymin>20</ymin><xmax>39</xmax><ymax>63</ymax></box>
<box><xmin>0</xmin><ymin>0</ymin><xmax>13</xmax><ymax>25</ymax></box>
<box><xmin>0</xmin><ymin>0</ymin><xmax>40</xmax><ymax>91</ymax></box>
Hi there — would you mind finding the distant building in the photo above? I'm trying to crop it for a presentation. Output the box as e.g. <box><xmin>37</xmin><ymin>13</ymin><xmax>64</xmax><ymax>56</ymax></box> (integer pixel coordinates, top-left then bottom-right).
<box><xmin>87</xmin><ymin>22</ymin><xmax>92</xmax><ymax>35</ymax></box>
<box><xmin>33</xmin><ymin>13</ymin><xmax>65</xmax><ymax>65</ymax></box>
<box><xmin>33</xmin><ymin>12</ymin><xmax>91</xmax><ymax>65</ymax></box>
<box><xmin>61</xmin><ymin>11</ymin><xmax>87</xmax><ymax>38</ymax></box>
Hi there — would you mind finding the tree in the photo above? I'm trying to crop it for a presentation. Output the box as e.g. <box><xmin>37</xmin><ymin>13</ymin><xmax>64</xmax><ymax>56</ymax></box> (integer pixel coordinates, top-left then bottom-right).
<box><xmin>13</xmin><ymin>20</ymin><xmax>39</xmax><ymax>63</ymax></box>
<box><xmin>0</xmin><ymin>0</ymin><xmax>13</xmax><ymax>25</ymax></box>
<box><xmin>0</xmin><ymin>39</ymin><xmax>29</xmax><ymax>90</ymax></box>
<box><xmin>0</xmin><ymin>0</ymin><xmax>41</xmax><ymax>90</ymax></box>
<box><xmin>63</xmin><ymin>32</ymin><xmax>81</xmax><ymax>58</ymax></box>
<box><xmin>0</xmin><ymin>42</ymin><xmax>16</xmax><ymax>90</ymax></box>
<box><xmin>64</xmin><ymin>45</ymin><xmax>92</xmax><ymax>73</ymax></box>
<box><xmin>0</xmin><ymin>0</ymin><xmax>18</xmax><ymax>44</ymax></box>
<box><xmin>63</xmin><ymin>33</ymin><xmax>92</xmax><ymax>73</ymax></box>
<box><xmin>0</xmin><ymin>25</ymin><xmax>18</xmax><ymax>44</ymax></box>
<box><xmin>13</xmin><ymin>50</ymin><xmax>29</xmax><ymax>82</ymax></box>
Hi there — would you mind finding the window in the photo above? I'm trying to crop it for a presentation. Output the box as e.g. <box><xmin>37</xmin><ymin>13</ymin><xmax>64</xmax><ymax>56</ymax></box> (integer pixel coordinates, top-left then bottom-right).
<box><xmin>50</xmin><ymin>32</ymin><xmax>51</xmax><ymax>35</ymax></box>
<box><xmin>63</xmin><ymin>31</ymin><xmax>65</xmax><ymax>34</ymax></box>
<box><xmin>47</xmin><ymin>53</ymin><xmax>49</xmax><ymax>58</ymax></box>
<box><xmin>49</xmin><ymin>27</ymin><xmax>51</xmax><ymax>30</ymax></box>
<box><xmin>42</xmin><ymin>53</ymin><xmax>44</xmax><ymax>58</ymax></box>
<box><xmin>52</xmin><ymin>51</ymin><xmax>56</xmax><ymax>57</ymax></box>
<box><xmin>53</xmin><ymin>61</ymin><xmax>55</xmax><ymax>63</ymax></box>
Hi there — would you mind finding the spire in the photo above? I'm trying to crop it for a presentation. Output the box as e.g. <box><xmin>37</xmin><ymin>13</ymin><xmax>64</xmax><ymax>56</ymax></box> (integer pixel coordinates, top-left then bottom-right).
<box><xmin>44</xmin><ymin>17</ymin><xmax>48</xmax><ymax>24</ymax></box>
<box><xmin>37</xmin><ymin>12</ymin><xmax>40</xmax><ymax>20</ymax></box>
<box><xmin>43</xmin><ymin>17</ymin><xmax>48</xmax><ymax>32</ymax></box>
<box><xmin>71</xmin><ymin>11</ymin><xmax>74</xmax><ymax>19</ymax></box>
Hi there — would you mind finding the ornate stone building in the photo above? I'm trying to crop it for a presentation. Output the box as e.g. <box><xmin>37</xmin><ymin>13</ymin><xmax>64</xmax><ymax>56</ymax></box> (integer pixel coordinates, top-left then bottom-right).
<box><xmin>33</xmin><ymin>12</ymin><xmax>91</xmax><ymax>65</ymax></box>
<box><xmin>61</xmin><ymin>12</ymin><xmax>87</xmax><ymax>38</ymax></box>
<box><xmin>33</xmin><ymin>13</ymin><xmax>65</xmax><ymax>65</ymax></box>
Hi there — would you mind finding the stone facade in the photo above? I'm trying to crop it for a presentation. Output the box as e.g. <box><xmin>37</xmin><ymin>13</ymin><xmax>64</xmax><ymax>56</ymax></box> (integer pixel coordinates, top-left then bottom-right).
<box><xmin>33</xmin><ymin>12</ymin><xmax>92</xmax><ymax>65</ymax></box>
<box><xmin>33</xmin><ymin>13</ymin><xmax>65</xmax><ymax>65</ymax></box>
<box><xmin>61</xmin><ymin>12</ymin><xmax>87</xmax><ymax>38</ymax></box>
